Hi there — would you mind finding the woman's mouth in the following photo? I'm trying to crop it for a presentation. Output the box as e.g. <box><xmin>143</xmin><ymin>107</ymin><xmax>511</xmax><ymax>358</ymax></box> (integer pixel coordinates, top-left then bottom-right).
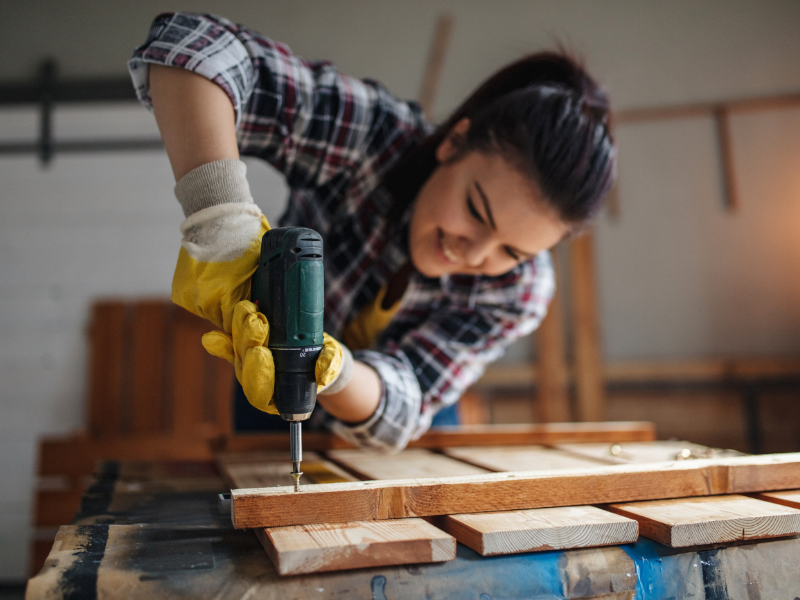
<box><xmin>438</xmin><ymin>230</ymin><xmax>459</xmax><ymax>264</ymax></box>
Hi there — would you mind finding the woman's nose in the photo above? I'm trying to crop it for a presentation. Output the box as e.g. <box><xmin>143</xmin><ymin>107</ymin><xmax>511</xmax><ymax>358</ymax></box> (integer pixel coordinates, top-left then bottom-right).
<box><xmin>460</xmin><ymin>235</ymin><xmax>492</xmax><ymax>268</ymax></box>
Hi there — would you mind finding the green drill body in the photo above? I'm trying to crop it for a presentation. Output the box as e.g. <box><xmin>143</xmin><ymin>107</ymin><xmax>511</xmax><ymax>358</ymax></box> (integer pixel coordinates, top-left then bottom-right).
<box><xmin>250</xmin><ymin>227</ymin><xmax>325</xmax><ymax>490</ymax></box>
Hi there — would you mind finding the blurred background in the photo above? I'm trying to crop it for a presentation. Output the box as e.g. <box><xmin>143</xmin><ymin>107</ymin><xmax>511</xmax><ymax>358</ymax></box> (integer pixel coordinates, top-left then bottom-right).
<box><xmin>1</xmin><ymin>0</ymin><xmax>800</xmax><ymax>584</ymax></box>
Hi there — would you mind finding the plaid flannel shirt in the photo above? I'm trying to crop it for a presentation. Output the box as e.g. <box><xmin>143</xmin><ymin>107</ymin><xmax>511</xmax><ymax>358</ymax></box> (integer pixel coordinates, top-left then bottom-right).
<box><xmin>129</xmin><ymin>12</ymin><xmax>555</xmax><ymax>451</ymax></box>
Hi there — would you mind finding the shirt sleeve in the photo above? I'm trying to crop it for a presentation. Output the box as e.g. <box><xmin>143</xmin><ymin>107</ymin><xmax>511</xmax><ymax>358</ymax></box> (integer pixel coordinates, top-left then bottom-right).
<box><xmin>329</xmin><ymin>252</ymin><xmax>555</xmax><ymax>452</ymax></box>
<box><xmin>128</xmin><ymin>12</ymin><xmax>424</xmax><ymax>192</ymax></box>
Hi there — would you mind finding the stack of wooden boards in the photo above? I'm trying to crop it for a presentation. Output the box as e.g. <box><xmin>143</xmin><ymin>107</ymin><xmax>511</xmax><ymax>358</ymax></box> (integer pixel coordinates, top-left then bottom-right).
<box><xmin>218</xmin><ymin>442</ymin><xmax>800</xmax><ymax>576</ymax></box>
<box><xmin>32</xmin><ymin>299</ymin><xmax>235</xmax><ymax>574</ymax></box>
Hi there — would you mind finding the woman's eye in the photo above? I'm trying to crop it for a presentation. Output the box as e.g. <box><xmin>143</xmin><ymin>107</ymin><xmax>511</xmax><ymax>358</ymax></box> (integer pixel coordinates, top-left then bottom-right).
<box><xmin>467</xmin><ymin>195</ymin><xmax>483</xmax><ymax>222</ymax></box>
<box><xmin>504</xmin><ymin>247</ymin><xmax>520</xmax><ymax>261</ymax></box>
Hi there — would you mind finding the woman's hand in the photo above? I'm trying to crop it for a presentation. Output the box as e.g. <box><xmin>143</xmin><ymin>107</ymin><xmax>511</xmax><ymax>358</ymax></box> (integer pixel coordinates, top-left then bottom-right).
<box><xmin>202</xmin><ymin>301</ymin><xmax>361</xmax><ymax>416</ymax></box>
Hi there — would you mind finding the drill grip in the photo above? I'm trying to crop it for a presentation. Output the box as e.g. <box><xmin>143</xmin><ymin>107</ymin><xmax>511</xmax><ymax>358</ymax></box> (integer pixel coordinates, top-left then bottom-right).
<box><xmin>251</xmin><ymin>227</ymin><xmax>324</xmax><ymax>420</ymax></box>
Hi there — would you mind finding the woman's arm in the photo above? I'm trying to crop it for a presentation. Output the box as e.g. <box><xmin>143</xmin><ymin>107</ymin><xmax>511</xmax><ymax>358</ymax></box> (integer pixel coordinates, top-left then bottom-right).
<box><xmin>149</xmin><ymin>65</ymin><xmax>239</xmax><ymax>182</ymax></box>
<box><xmin>318</xmin><ymin>362</ymin><xmax>381</xmax><ymax>424</ymax></box>
<box><xmin>131</xmin><ymin>13</ymin><xmax>424</xmax><ymax>194</ymax></box>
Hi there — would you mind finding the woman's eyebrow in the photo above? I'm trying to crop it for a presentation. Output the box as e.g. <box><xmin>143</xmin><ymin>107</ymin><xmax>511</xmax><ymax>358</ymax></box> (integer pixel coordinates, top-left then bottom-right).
<box><xmin>475</xmin><ymin>180</ymin><xmax>538</xmax><ymax>260</ymax></box>
<box><xmin>474</xmin><ymin>181</ymin><xmax>497</xmax><ymax>230</ymax></box>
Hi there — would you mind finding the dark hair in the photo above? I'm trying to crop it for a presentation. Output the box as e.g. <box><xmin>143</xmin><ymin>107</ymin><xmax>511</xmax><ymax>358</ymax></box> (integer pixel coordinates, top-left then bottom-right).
<box><xmin>385</xmin><ymin>51</ymin><xmax>615</xmax><ymax>226</ymax></box>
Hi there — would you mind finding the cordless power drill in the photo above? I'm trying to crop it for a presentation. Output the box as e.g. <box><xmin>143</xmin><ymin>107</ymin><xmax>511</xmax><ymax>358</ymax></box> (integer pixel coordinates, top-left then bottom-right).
<box><xmin>250</xmin><ymin>227</ymin><xmax>324</xmax><ymax>491</ymax></box>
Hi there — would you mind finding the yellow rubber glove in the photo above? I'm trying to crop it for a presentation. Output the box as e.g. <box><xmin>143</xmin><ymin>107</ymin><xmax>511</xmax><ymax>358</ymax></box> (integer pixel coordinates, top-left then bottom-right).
<box><xmin>202</xmin><ymin>301</ymin><xmax>348</xmax><ymax>414</ymax></box>
<box><xmin>171</xmin><ymin>159</ymin><xmax>269</xmax><ymax>334</ymax></box>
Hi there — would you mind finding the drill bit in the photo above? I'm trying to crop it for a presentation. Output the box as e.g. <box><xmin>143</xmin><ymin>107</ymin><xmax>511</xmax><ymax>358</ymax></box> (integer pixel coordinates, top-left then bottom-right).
<box><xmin>290</xmin><ymin>421</ymin><xmax>303</xmax><ymax>492</ymax></box>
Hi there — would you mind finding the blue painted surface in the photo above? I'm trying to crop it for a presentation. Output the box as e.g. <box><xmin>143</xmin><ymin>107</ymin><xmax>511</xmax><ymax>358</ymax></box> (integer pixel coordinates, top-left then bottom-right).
<box><xmin>412</xmin><ymin>545</ymin><xmax>566</xmax><ymax>600</ymax></box>
<box><xmin>622</xmin><ymin>539</ymin><xmax>667</xmax><ymax>600</ymax></box>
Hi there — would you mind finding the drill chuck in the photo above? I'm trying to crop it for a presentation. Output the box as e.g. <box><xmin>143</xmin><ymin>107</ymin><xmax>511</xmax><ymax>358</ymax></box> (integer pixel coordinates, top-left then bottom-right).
<box><xmin>271</xmin><ymin>348</ymin><xmax>320</xmax><ymax>421</ymax></box>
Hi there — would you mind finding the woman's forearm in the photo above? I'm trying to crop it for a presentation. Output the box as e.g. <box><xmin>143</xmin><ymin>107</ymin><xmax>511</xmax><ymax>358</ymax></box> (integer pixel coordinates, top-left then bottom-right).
<box><xmin>149</xmin><ymin>64</ymin><xmax>240</xmax><ymax>181</ymax></box>
<box><xmin>316</xmin><ymin>360</ymin><xmax>382</xmax><ymax>424</ymax></box>
<box><xmin>149</xmin><ymin>66</ymin><xmax>382</xmax><ymax>424</ymax></box>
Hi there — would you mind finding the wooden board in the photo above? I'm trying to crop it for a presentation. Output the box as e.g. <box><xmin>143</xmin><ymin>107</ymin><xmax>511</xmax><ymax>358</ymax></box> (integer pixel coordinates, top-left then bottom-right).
<box><xmin>752</xmin><ymin>489</ymin><xmax>800</xmax><ymax>510</ymax></box>
<box><xmin>256</xmin><ymin>518</ymin><xmax>455</xmax><ymax>575</ymax></box>
<box><xmin>568</xmin><ymin>233</ymin><xmax>606</xmax><ymax>422</ymax></box>
<box><xmin>606</xmin><ymin>494</ymin><xmax>800</xmax><ymax>547</ymax></box>
<box><xmin>439</xmin><ymin>506</ymin><xmax>637</xmax><ymax>556</ymax></box>
<box><xmin>218</xmin><ymin>422</ymin><xmax>657</xmax><ymax>454</ymax></box>
<box><xmin>443</xmin><ymin>445</ymin><xmax>615</xmax><ymax>472</ymax></box>
<box><xmin>112</xmin><ymin>460</ymin><xmax>225</xmax><ymax>494</ymax></box>
<box><xmin>218</xmin><ymin>452</ymin><xmax>357</xmax><ymax>488</ymax></box>
<box><xmin>38</xmin><ymin>434</ymin><xmax>215</xmax><ymax>478</ymax></box>
<box><xmin>534</xmin><ymin>246</ymin><xmax>571</xmax><ymax>423</ymax></box>
<box><xmin>130</xmin><ymin>301</ymin><xmax>169</xmax><ymax>434</ymax></box>
<box><xmin>230</xmin><ymin>452</ymin><xmax>800</xmax><ymax>529</ymax></box>
<box><xmin>327</xmin><ymin>448</ymin><xmax>489</xmax><ymax>480</ymax></box>
<box><xmin>555</xmin><ymin>441</ymin><xmax>727</xmax><ymax>464</ymax></box>
<box><xmin>88</xmin><ymin>302</ymin><xmax>126</xmax><ymax>437</ymax></box>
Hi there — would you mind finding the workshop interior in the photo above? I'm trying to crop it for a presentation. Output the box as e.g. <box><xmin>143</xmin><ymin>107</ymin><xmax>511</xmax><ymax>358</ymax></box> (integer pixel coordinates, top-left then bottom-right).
<box><xmin>2</xmin><ymin>1</ymin><xmax>800</xmax><ymax>598</ymax></box>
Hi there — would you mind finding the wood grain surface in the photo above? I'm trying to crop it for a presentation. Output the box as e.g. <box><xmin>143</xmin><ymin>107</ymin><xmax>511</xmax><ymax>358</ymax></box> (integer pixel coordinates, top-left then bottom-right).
<box><xmin>218</xmin><ymin>452</ymin><xmax>356</xmax><ymax>488</ymax></box>
<box><xmin>230</xmin><ymin>452</ymin><xmax>800</xmax><ymax>529</ymax></box>
<box><xmin>555</xmin><ymin>441</ymin><xmax>723</xmax><ymax>464</ymax></box>
<box><xmin>256</xmin><ymin>518</ymin><xmax>455</xmax><ymax>575</ymax></box>
<box><xmin>752</xmin><ymin>489</ymin><xmax>800</xmax><ymax>510</ymax></box>
<box><xmin>568</xmin><ymin>233</ymin><xmax>606</xmax><ymax>422</ymax></box>
<box><xmin>606</xmin><ymin>494</ymin><xmax>800</xmax><ymax>547</ymax></box>
<box><xmin>534</xmin><ymin>246</ymin><xmax>571</xmax><ymax>423</ymax></box>
<box><xmin>443</xmin><ymin>445</ymin><xmax>615</xmax><ymax>472</ymax></box>
<box><xmin>440</xmin><ymin>506</ymin><xmax>637</xmax><ymax>556</ymax></box>
<box><xmin>327</xmin><ymin>448</ymin><xmax>489</xmax><ymax>480</ymax></box>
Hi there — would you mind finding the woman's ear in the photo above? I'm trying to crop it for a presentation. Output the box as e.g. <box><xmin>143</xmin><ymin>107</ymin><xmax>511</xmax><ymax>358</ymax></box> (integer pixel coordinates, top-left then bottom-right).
<box><xmin>435</xmin><ymin>118</ymin><xmax>471</xmax><ymax>163</ymax></box>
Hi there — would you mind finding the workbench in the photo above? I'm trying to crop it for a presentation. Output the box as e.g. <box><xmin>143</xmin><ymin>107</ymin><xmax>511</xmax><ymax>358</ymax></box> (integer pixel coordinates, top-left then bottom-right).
<box><xmin>26</xmin><ymin>457</ymin><xmax>800</xmax><ymax>599</ymax></box>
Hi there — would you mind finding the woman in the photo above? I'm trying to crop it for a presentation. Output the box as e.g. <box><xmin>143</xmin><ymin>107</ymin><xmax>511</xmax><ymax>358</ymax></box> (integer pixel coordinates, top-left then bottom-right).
<box><xmin>128</xmin><ymin>12</ymin><xmax>615</xmax><ymax>451</ymax></box>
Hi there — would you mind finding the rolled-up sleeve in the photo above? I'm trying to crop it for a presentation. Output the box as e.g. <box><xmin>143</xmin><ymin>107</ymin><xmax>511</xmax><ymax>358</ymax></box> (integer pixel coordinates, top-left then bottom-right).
<box><xmin>330</xmin><ymin>252</ymin><xmax>555</xmax><ymax>452</ymax></box>
<box><xmin>129</xmin><ymin>13</ymin><xmax>421</xmax><ymax>192</ymax></box>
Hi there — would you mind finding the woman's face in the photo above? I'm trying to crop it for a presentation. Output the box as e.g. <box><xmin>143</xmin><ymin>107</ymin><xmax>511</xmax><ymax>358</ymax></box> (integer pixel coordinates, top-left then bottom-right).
<box><xmin>409</xmin><ymin>121</ymin><xmax>569</xmax><ymax>278</ymax></box>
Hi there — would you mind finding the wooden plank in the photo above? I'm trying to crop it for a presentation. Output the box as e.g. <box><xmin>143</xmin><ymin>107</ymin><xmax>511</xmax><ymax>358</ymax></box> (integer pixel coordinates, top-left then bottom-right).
<box><xmin>130</xmin><ymin>300</ymin><xmax>169</xmax><ymax>434</ymax></box>
<box><xmin>614</xmin><ymin>92</ymin><xmax>800</xmax><ymax>125</ymax></box>
<box><xmin>407</xmin><ymin>422</ymin><xmax>655</xmax><ymax>447</ymax></box>
<box><xmin>478</xmin><ymin>357</ymin><xmax>800</xmax><ymax>387</ymax></box>
<box><xmin>606</xmin><ymin>495</ymin><xmax>800</xmax><ymax>547</ymax></box>
<box><xmin>714</xmin><ymin>107</ymin><xmax>739</xmax><ymax>212</ymax></box>
<box><xmin>457</xmin><ymin>389</ymin><xmax>490</xmax><ymax>425</ymax></box>
<box><xmin>87</xmin><ymin>301</ymin><xmax>126</xmax><ymax>437</ymax></box>
<box><xmin>417</xmin><ymin>13</ymin><xmax>455</xmax><ymax>119</ymax></box>
<box><xmin>443</xmin><ymin>445</ymin><xmax>615</xmax><ymax>472</ymax></box>
<box><xmin>555</xmin><ymin>441</ymin><xmax>728</xmax><ymax>464</ymax></box>
<box><xmin>112</xmin><ymin>460</ymin><xmax>224</xmax><ymax>494</ymax></box>
<box><xmin>534</xmin><ymin>246</ymin><xmax>571</xmax><ymax>422</ymax></box>
<box><xmin>170</xmin><ymin>308</ymin><xmax>213</xmax><ymax>436</ymax></box>
<box><xmin>604</xmin><ymin>181</ymin><xmax>621</xmax><ymax>219</ymax></box>
<box><xmin>219</xmin><ymin>422</ymin><xmax>657</xmax><ymax>453</ymax></box>
<box><xmin>211</xmin><ymin>350</ymin><xmax>235</xmax><ymax>435</ymax></box>
<box><xmin>439</xmin><ymin>506</ymin><xmax>637</xmax><ymax>556</ymax></box>
<box><xmin>256</xmin><ymin>518</ymin><xmax>455</xmax><ymax>575</ymax></box>
<box><xmin>752</xmin><ymin>489</ymin><xmax>800</xmax><ymax>510</ymax></box>
<box><xmin>568</xmin><ymin>233</ymin><xmax>606</xmax><ymax>422</ymax></box>
<box><xmin>327</xmin><ymin>448</ymin><xmax>488</xmax><ymax>480</ymax></box>
<box><xmin>230</xmin><ymin>452</ymin><xmax>800</xmax><ymax>529</ymax></box>
<box><xmin>38</xmin><ymin>434</ymin><xmax>214</xmax><ymax>477</ymax></box>
<box><xmin>218</xmin><ymin>451</ymin><xmax>357</xmax><ymax>489</ymax></box>
<box><xmin>35</xmin><ymin>488</ymin><xmax>86</xmax><ymax>527</ymax></box>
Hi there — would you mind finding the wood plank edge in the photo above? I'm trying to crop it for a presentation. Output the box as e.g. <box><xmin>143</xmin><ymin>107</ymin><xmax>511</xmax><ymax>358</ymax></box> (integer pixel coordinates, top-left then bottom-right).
<box><xmin>750</xmin><ymin>491</ymin><xmax>800</xmax><ymax>510</ymax></box>
<box><xmin>231</xmin><ymin>452</ymin><xmax>800</xmax><ymax>529</ymax></box>
<box><xmin>255</xmin><ymin>523</ymin><xmax>456</xmax><ymax>576</ymax></box>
